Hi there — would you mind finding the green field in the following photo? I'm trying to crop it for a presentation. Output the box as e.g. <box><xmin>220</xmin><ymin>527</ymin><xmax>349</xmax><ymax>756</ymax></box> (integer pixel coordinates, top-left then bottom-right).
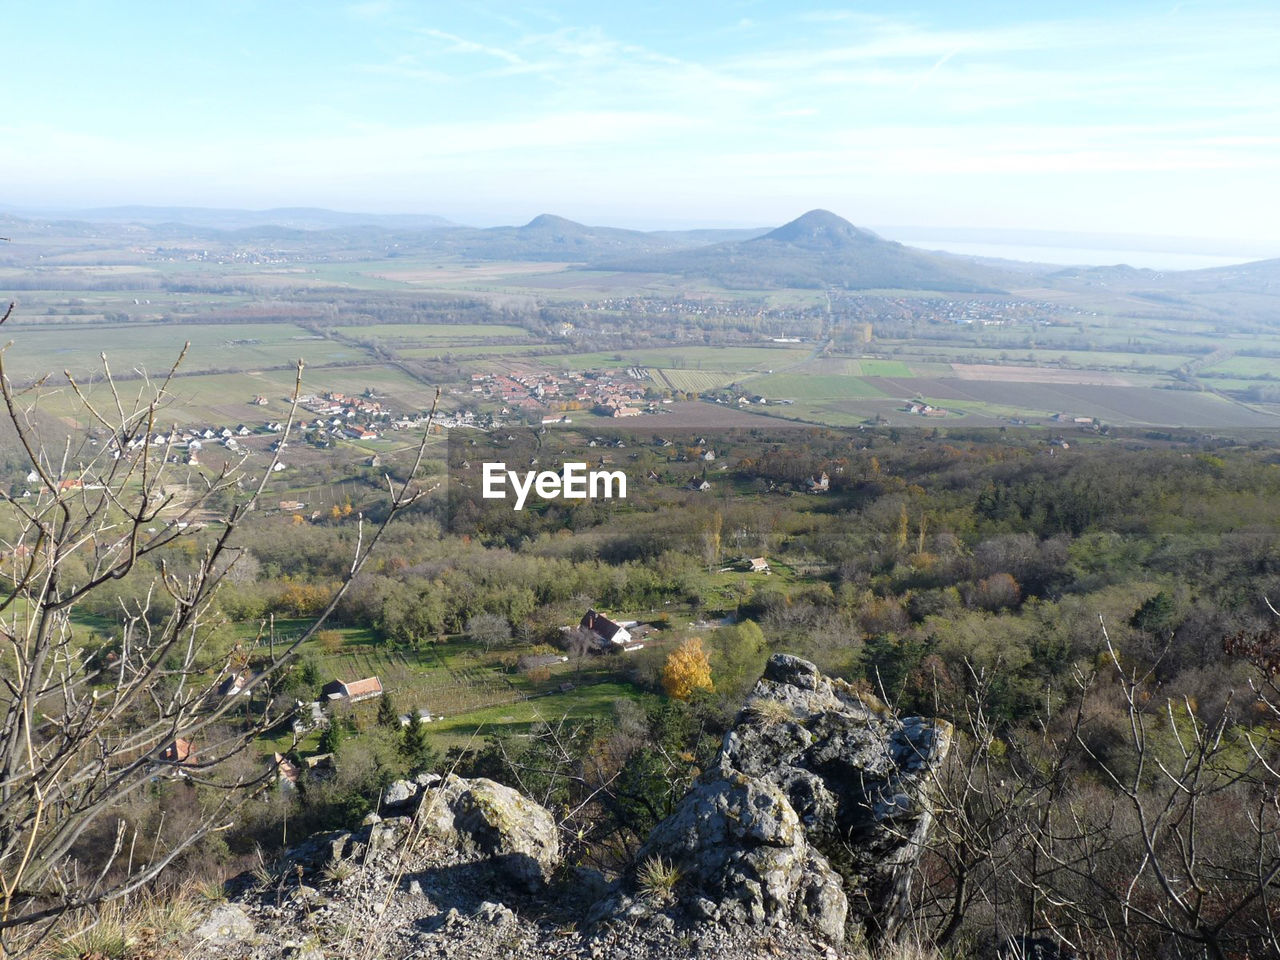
<box><xmin>535</xmin><ymin>345</ymin><xmax>807</xmax><ymax>372</ymax></box>
<box><xmin>24</xmin><ymin>362</ymin><xmax>441</xmax><ymax>425</ymax></box>
<box><xmin>749</xmin><ymin>373</ymin><xmax>887</xmax><ymax>399</ymax></box>
<box><xmin>400</xmin><ymin>343</ymin><xmax>552</xmax><ymax>359</ymax></box>
<box><xmin>651</xmin><ymin>369</ymin><xmax>743</xmax><ymax>392</ymax></box>
<box><xmin>858</xmin><ymin>358</ymin><xmax>915</xmax><ymax>377</ymax></box>
<box><xmin>886</xmin><ymin>345</ymin><xmax>1195</xmax><ymax>371</ymax></box>
<box><xmin>425</xmin><ymin>681</ymin><xmax>652</xmax><ymax>750</ymax></box>
<box><xmin>1200</xmin><ymin>355</ymin><xmax>1280</xmax><ymax>377</ymax></box>
<box><xmin>332</xmin><ymin>323</ymin><xmax>533</xmax><ymax>342</ymax></box>
<box><xmin>2</xmin><ymin>322</ymin><xmax>366</xmax><ymax>382</ymax></box>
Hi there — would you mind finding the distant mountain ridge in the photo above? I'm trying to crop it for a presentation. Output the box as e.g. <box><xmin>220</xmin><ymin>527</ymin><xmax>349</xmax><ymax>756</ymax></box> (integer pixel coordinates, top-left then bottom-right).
<box><xmin>0</xmin><ymin>205</ymin><xmax>461</xmax><ymax>232</ymax></box>
<box><xmin>1</xmin><ymin>205</ymin><xmax>1273</xmax><ymax>291</ymax></box>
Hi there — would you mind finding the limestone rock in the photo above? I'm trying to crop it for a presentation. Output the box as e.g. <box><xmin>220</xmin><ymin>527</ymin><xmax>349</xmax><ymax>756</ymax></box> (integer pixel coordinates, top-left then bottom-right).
<box><xmin>195</xmin><ymin>903</ymin><xmax>254</xmax><ymax>943</ymax></box>
<box><xmin>419</xmin><ymin>774</ymin><xmax>561</xmax><ymax>890</ymax></box>
<box><xmin>383</xmin><ymin>778</ymin><xmax>418</xmax><ymax>810</ymax></box>
<box><xmin>710</xmin><ymin>654</ymin><xmax>951</xmax><ymax>940</ymax></box>
<box><xmin>601</xmin><ymin>654</ymin><xmax>951</xmax><ymax>945</ymax></box>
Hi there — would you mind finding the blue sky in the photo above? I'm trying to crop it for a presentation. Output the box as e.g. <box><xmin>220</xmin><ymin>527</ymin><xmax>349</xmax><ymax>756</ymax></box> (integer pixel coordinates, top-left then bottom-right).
<box><xmin>3</xmin><ymin>1</ymin><xmax>1278</xmax><ymax>247</ymax></box>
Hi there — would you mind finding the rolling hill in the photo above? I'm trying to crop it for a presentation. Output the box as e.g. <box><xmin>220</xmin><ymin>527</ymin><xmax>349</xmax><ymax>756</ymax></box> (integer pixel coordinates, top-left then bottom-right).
<box><xmin>590</xmin><ymin>209</ymin><xmax>1017</xmax><ymax>291</ymax></box>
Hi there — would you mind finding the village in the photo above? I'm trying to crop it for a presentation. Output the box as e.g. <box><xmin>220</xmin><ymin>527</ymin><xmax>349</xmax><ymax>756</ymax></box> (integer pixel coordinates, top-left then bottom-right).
<box><xmin>464</xmin><ymin>367</ymin><xmax>668</xmax><ymax>421</ymax></box>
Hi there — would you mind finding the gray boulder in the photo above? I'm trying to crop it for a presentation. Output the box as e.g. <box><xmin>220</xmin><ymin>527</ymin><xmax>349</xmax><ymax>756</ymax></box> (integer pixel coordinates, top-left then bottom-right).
<box><xmin>720</xmin><ymin>654</ymin><xmax>952</xmax><ymax>940</ymax></box>
<box><xmin>418</xmin><ymin>774</ymin><xmax>562</xmax><ymax>890</ymax></box>
<box><xmin>383</xmin><ymin>778</ymin><xmax>418</xmax><ymax>810</ymax></box>
<box><xmin>621</xmin><ymin>773</ymin><xmax>847</xmax><ymax>942</ymax></box>
<box><xmin>195</xmin><ymin>903</ymin><xmax>255</xmax><ymax>943</ymax></box>
<box><xmin>602</xmin><ymin>654</ymin><xmax>950</xmax><ymax>945</ymax></box>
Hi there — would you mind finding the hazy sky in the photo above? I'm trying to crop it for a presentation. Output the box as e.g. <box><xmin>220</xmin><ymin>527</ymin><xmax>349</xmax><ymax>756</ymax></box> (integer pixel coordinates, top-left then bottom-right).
<box><xmin>4</xmin><ymin>1</ymin><xmax>1278</xmax><ymax>247</ymax></box>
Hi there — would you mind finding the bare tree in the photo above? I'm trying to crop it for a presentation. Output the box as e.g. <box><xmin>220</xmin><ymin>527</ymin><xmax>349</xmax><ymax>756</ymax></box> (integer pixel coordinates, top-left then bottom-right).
<box><xmin>0</xmin><ymin>337</ymin><xmax>438</xmax><ymax>955</ymax></box>
<box><xmin>914</xmin><ymin>616</ymin><xmax>1280</xmax><ymax>960</ymax></box>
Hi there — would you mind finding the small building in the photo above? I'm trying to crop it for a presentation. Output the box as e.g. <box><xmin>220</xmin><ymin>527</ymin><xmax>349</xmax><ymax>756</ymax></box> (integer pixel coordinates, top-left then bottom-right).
<box><xmin>302</xmin><ymin>753</ymin><xmax>333</xmax><ymax>771</ymax></box>
<box><xmin>398</xmin><ymin>708</ymin><xmax>434</xmax><ymax>727</ymax></box>
<box><xmin>160</xmin><ymin>738</ymin><xmax>197</xmax><ymax>767</ymax></box>
<box><xmin>217</xmin><ymin>672</ymin><xmax>249</xmax><ymax>697</ymax></box>
<box><xmin>321</xmin><ymin>676</ymin><xmax>384</xmax><ymax>703</ymax></box>
<box><xmin>580</xmin><ymin>609</ymin><xmax>633</xmax><ymax>649</ymax></box>
<box><xmin>807</xmin><ymin>472</ymin><xmax>830</xmax><ymax>493</ymax></box>
<box><xmin>272</xmin><ymin>752</ymin><xmax>300</xmax><ymax>788</ymax></box>
<box><xmin>747</xmin><ymin>557</ymin><xmax>770</xmax><ymax>574</ymax></box>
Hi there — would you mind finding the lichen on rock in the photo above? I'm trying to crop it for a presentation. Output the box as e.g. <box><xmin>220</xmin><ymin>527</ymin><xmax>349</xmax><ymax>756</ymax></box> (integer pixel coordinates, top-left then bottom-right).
<box><xmin>597</xmin><ymin>653</ymin><xmax>952</xmax><ymax>945</ymax></box>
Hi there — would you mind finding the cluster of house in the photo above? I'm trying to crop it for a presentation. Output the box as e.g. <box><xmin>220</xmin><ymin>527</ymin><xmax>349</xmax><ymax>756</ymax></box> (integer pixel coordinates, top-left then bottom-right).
<box><xmin>468</xmin><ymin>369</ymin><xmax>664</xmax><ymax>419</ymax></box>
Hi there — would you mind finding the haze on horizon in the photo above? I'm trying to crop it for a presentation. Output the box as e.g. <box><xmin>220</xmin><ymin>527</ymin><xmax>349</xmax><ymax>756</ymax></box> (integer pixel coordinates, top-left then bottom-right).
<box><xmin>4</xmin><ymin>1</ymin><xmax>1278</xmax><ymax>257</ymax></box>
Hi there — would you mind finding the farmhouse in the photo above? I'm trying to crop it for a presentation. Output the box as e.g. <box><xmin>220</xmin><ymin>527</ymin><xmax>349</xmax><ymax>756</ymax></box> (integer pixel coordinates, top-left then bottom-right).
<box><xmin>580</xmin><ymin>609</ymin><xmax>634</xmax><ymax>649</ymax></box>
<box><xmin>321</xmin><ymin>676</ymin><xmax>384</xmax><ymax>703</ymax></box>
<box><xmin>160</xmin><ymin>738</ymin><xmax>197</xmax><ymax>767</ymax></box>
<box><xmin>217</xmin><ymin>672</ymin><xmax>249</xmax><ymax>697</ymax></box>
<box><xmin>747</xmin><ymin>557</ymin><xmax>771</xmax><ymax>574</ymax></box>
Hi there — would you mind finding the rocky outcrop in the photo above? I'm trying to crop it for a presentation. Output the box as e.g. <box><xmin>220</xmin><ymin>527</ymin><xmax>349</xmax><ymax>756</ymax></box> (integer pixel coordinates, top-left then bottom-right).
<box><xmin>415</xmin><ymin>774</ymin><xmax>561</xmax><ymax>890</ymax></box>
<box><xmin>599</xmin><ymin>654</ymin><xmax>951</xmax><ymax>944</ymax></box>
<box><xmin>190</xmin><ymin>657</ymin><xmax>950</xmax><ymax>959</ymax></box>
<box><xmin>280</xmin><ymin>773</ymin><xmax>560</xmax><ymax>893</ymax></box>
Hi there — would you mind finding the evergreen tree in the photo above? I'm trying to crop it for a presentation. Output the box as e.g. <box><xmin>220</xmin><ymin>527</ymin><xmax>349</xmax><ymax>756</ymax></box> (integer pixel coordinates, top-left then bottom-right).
<box><xmin>318</xmin><ymin>719</ymin><xmax>343</xmax><ymax>755</ymax></box>
<box><xmin>376</xmin><ymin>691</ymin><xmax>399</xmax><ymax>729</ymax></box>
<box><xmin>400</xmin><ymin>710</ymin><xmax>437</xmax><ymax>773</ymax></box>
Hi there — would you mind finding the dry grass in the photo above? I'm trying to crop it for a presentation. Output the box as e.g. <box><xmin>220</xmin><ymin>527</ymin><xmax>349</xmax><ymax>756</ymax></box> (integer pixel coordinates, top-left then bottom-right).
<box><xmin>33</xmin><ymin>889</ymin><xmax>200</xmax><ymax>960</ymax></box>
<box><xmin>635</xmin><ymin>856</ymin><xmax>682</xmax><ymax>903</ymax></box>
<box><xmin>743</xmin><ymin>695</ymin><xmax>795</xmax><ymax>725</ymax></box>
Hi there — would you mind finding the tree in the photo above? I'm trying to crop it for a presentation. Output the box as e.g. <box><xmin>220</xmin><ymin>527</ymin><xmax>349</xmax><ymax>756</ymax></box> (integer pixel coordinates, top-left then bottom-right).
<box><xmin>466</xmin><ymin>612</ymin><xmax>511</xmax><ymax>652</ymax></box>
<box><xmin>399</xmin><ymin>711</ymin><xmax>436</xmax><ymax>773</ymax></box>
<box><xmin>661</xmin><ymin>638</ymin><xmax>714</xmax><ymax>701</ymax></box>
<box><xmin>376</xmin><ymin>691</ymin><xmax>399</xmax><ymax>729</ymax></box>
<box><xmin>318</xmin><ymin>719</ymin><xmax>345</xmax><ymax>756</ymax></box>
<box><xmin>0</xmin><ymin>329</ymin><xmax>440</xmax><ymax>953</ymax></box>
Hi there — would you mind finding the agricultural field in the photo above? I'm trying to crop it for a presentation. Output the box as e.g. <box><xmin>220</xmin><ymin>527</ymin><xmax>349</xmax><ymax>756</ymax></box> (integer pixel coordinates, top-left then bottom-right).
<box><xmin>1199</xmin><ymin>355</ymin><xmax>1280</xmax><ymax>377</ymax></box>
<box><xmin>862</xmin><ymin>378</ymin><xmax>1279</xmax><ymax>427</ymax></box>
<box><xmin>650</xmin><ymin>369</ymin><xmax>742</xmax><ymax>392</ymax></box>
<box><xmin>0</xmin><ymin>322</ymin><xmax>366</xmax><ymax>383</ymax></box>
<box><xmin>747</xmin><ymin>373</ymin><xmax>887</xmax><ymax>400</ymax></box>
<box><xmin>883</xmin><ymin>344</ymin><xmax>1196</xmax><ymax>372</ymax></box>
<box><xmin>331</xmin><ymin>323</ymin><xmax>534</xmax><ymax>343</ymax></box>
<box><xmin>857</xmin><ymin>358</ymin><xmax>915</xmax><ymax>377</ymax></box>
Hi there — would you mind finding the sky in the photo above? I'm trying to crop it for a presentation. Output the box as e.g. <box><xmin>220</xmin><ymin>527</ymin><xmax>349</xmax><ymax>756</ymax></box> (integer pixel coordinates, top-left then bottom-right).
<box><xmin>3</xmin><ymin>1</ymin><xmax>1278</xmax><ymax>253</ymax></box>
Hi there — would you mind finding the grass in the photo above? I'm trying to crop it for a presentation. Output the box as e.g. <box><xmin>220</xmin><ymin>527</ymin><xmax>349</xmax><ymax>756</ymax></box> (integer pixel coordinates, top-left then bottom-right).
<box><xmin>1</xmin><ymin>322</ymin><xmax>368</xmax><ymax>382</ymax></box>
<box><xmin>425</xmin><ymin>680</ymin><xmax>653</xmax><ymax>750</ymax></box>
<box><xmin>887</xmin><ymin>344</ymin><xmax>1196</xmax><ymax>372</ymax></box>
<box><xmin>650</xmin><ymin>369</ymin><xmax>742</xmax><ymax>392</ymax></box>
<box><xmin>532</xmin><ymin>345</ymin><xmax>807</xmax><ymax>373</ymax></box>
<box><xmin>636</xmin><ymin>856</ymin><xmax>682</xmax><ymax>902</ymax></box>
<box><xmin>743</xmin><ymin>696</ymin><xmax>795</xmax><ymax>724</ymax></box>
<box><xmin>748</xmin><ymin>373</ymin><xmax>887</xmax><ymax>400</ymax></box>
<box><xmin>1200</xmin><ymin>355</ymin><xmax>1280</xmax><ymax>377</ymax></box>
<box><xmin>858</xmin><ymin>358</ymin><xmax>915</xmax><ymax>377</ymax></box>
<box><xmin>332</xmin><ymin>323</ymin><xmax>533</xmax><ymax>342</ymax></box>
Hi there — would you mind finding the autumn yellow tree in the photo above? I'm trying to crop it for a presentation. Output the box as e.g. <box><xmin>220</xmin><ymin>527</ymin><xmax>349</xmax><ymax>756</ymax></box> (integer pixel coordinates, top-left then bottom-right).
<box><xmin>662</xmin><ymin>637</ymin><xmax>714</xmax><ymax>700</ymax></box>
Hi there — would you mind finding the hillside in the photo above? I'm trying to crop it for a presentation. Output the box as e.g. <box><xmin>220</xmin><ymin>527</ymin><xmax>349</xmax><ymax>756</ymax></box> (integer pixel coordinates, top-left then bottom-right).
<box><xmin>591</xmin><ymin>209</ymin><xmax>1020</xmax><ymax>291</ymax></box>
